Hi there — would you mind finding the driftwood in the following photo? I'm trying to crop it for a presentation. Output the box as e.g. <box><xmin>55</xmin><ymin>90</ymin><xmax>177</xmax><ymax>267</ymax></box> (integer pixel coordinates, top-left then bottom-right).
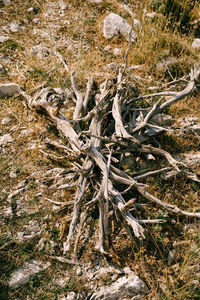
<box><xmin>20</xmin><ymin>64</ymin><xmax>200</xmax><ymax>256</ymax></box>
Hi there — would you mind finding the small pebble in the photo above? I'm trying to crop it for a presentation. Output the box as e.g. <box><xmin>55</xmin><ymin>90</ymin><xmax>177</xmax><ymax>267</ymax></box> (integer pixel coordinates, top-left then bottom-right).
<box><xmin>76</xmin><ymin>266</ymin><xmax>82</xmax><ymax>276</ymax></box>
<box><xmin>104</xmin><ymin>45</ymin><xmax>111</xmax><ymax>51</ymax></box>
<box><xmin>1</xmin><ymin>117</ymin><xmax>11</xmax><ymax>125</ymax></box>
<box><xmin>33</xmin><ymin>18</ymin><xmax>40</xmax><ymax>24</ymax></box>
<box><xmin>27</xmin><ymin>7</ymin><xmax>34</xmax><ymax>13</ymax></box>
<box><xmin>9</xmin><ymin>171</ymin><xmax>17</xmax><ymax>178</ymax></box>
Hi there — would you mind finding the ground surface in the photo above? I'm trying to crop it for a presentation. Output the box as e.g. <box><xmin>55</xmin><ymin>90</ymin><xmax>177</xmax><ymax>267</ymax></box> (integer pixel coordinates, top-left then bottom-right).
<box><xmin>0</xmin><ymin>0</ymin><xmax>200</xmax><ymax>299</ymax></box>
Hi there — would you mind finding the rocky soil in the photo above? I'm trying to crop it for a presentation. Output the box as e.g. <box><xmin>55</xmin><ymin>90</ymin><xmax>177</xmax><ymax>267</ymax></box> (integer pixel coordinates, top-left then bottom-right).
<box><xmin>1</xmin><ymin>0</ymin><xmax>200</xmax><ymax>299</ymax></box>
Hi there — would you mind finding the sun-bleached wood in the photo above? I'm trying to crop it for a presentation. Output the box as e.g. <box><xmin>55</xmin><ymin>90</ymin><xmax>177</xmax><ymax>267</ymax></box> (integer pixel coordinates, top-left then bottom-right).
<box><xmin>19</xmin><ymin>65</ymin><xmax>200</xmax><ymax>256</ymax></box>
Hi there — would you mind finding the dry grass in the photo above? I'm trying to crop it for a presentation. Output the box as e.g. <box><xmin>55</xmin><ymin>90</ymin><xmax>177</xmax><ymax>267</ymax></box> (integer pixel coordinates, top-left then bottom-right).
<box><xmin>0</xmin><ymin>0</ymin><xmax>200</xmax><ymax>299</ymax></box>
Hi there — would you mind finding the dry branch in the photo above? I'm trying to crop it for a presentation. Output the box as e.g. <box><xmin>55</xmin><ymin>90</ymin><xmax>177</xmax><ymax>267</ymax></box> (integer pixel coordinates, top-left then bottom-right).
<box><xmin>19</xmin><ymin>64</ymin><xmax>200</xmax><ymax>257</ymax></box>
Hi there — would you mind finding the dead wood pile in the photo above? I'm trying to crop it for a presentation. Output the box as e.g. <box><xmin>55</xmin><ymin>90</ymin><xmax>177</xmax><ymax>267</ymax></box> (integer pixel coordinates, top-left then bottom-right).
<box><xmin>20</xmin><ymin>65</ymin><xmax>200</xmax><ymax>256</ymax></box>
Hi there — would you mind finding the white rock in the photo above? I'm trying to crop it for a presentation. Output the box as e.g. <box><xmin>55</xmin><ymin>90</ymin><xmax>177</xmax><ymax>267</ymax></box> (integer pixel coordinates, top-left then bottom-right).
<box><xmin>178</xmin><ymin>152</ymin><xmax>200</xmax><ymax>166</ymax></box>
<box><xmin>8</xmin><ymin>260</ymin><xmax>51</xmax><ymax>289</ymax></box>
<box><xmin>91</xmin><ymin>272</ymin><xmax>148</xmax><ymax>299</ymax></box>
<box><xmin>0</xmin><ymin>134</ymin><xmax>14</xmax><ymax>146</ymax></box>
<box><xmin>0</xmin><ymin>83</ymin><xmax>20</xmax><ymax>98</ymax></box>
<box><xmin>145</xmin><ymin>12</ymin><xmax>156</xmax><ymax>19</ymax></box>
<box><xmin>104</xmin><ymin>45</ymin><xmax>111</xmax><ymax>51</ymax></box>
<box><xmin>192</xmin><ymin>38</ymin><xmax>200</xmax><ymax>51</ymax></box>
<box><xmin>0</xmin><ymin>64</ymin><xmax>3</xmax><ymax>71</ymax></box>
<box><xmin>3</xmin><ymin>206</ymin><xmax>12</xmax><ymax>216</ymax></box>
<box><xmin>1</xmin><ymin>25</ymin><xmax>9</xmax><ymax>34</ymax></box>
<box><xmin>31</xmin><ymin>45</ymin><xmax>42</xmax><ymax>55</ymax></box>
<box><xmin>9</xmin><ymin>23</ymin><xmax>25</xmax><ymax>33</ymax></box>
<box><xmin>0</xmin><ymin>56</ymin><xmax>11</xmax><ymax>64</ymax></box>
<box><xmin>184</xmin><ymin>116</ymin><xmax>198</xmax><ymax>125</ymax></box>
<box><xmin>27</xmin><ymin>143</ymin><xmax>37</xmax><ymax>150</ymax></box>
<box><xmin>177</xmin><ymin>116</ymin><xmax>198</xmax><ymax>128</ymax></box>
<box><xmin>9</xmin><ymin>171</ymin><xmax>17</xmax><ymax>178</ymax></box>
<box><xmin>52</xmin><ymin>205</ymin><xmax>61</xmax><ymax>211</ymax></box>
<box><xmin>1</xmin><ymin>117</ymin><xmax>11</xmax><ymax>125</ymax></box>
<box><xmin>27</xmin><ymin>7</ymin><xmax>34</xmax><ymax>13</ymax></box>
<box><xmin>187</xmin><ymin>264</ymin><xmax>200</xmax><ymax>274</ymax></box>
<box><xmin>103</xmin><ymin>13</ymin><xmax>137</xmax><ymax>42</ymax></box>
<box><xmin>191</xmin><ymin>124</ymin><xmax>200</xmax><ymax>134</ymax></box>
<box><xmin>31</xmin><ymin>45</ymin><xmax>49</xmax><ymax>58</ymax></box>
<box><xmin>113</xmin><ymin>47</ymin><xmax>122</xmax><ymax>56</ymax></box>
<box><xmin>88</xmin><ymin>0</ymin><xmax>102</xmax><ymax>3</ymax></box>
<box><xmin>133</xmin><ymin>19</ymin><xmax>141</xmax><ymax>29</ymax></box>
<box><xmin>55</xmin><ymin>275</ymin><xmax>70</xmax><ymax>288</ymax></box>
<box><xmin>37</xmin><ymin>238</ymin><xmax>45</xmax><ymax>251</ymax></box>
<box><xmin>66</xmin><ymin>292</ymin><xmax>76</xmax><ymax>300</ymax></box>
<box><xmin>0</xmin><ymin>36</ymin><xmax>9</xmax><ymax>43</ymax></box>
<box><xmin>60</xmin><ymin>0</ymin><xmax>67</xmax><ymax>10</ymax></box>
<box><xmin>76</xmin><ymin>266</ymin><xmax>82</xmax><ymax>276</ymax></box>
<box><xmin>3</xmin><ymin>0</ymin><xmax>11</xmax><ymax>4</ymax></box>
<box><xmin>151</xmin><ymin>113</ymin><xmax>174</xmax><ymax>126</ymax></box>
<box><xmin>33</xmin><ymin>18</ymin><xmax>40</xmax><ymax>24</ymax></box>
<box><xmin>31</xmin><ymin>220</ymin><xmax>40</xmax><ymax>227</ymax></box>
<box><xmin>20</xmin><ymin>129</ymin><xmax>31</xmax><ymax>136</ymax></box>
<box><xmin>22</xmin><ymin>225</ymin><xmax>40</xmax><ymax>234</ymax></box>
<box><xmin>146</xmin><ymin>154</ymin><xmax>155</xmax><ymax>161</ymax></box>
<box><xmin>27</xmin><ymin>114</ymin><xmax>34</xmax><ymax>122</ymax></box>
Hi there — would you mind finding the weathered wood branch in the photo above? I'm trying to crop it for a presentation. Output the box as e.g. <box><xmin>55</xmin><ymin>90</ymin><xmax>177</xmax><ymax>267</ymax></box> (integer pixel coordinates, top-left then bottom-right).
<box><xmin>19</xmin><ymin>64</ymin><xmax>200</xmax><ymax>257</ymax></box>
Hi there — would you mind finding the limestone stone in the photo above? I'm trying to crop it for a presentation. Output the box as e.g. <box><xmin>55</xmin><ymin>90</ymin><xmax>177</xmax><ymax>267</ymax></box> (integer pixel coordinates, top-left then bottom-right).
<box><xmin>88</xmin><ymin>0</ymin><xmax>102</xmax><ymax>3</ymax></box>
<box><xmin>177</xmin><ymin>152</ymin><xmax>200</xmax><ymax>167</ymax></box>
<box><xmin>0</xmin><ymin>36</ymin><xmax>9</xmax><ymax>43</ymax></box>
<box><xmin>8</xmin><ymin>260</ymin><xmax>51</xmax><ymax>289</ymax></box>
<box><xmin>1</xmin><ymin>117</ymin><xmax>11</xmax><ymax>125</ymax></box>
<box><xmin>0</xmin><ymin>134</ymin><xmax>14</xmax><ymax>146</ymax></box>
<box><xmin>33</xmin><ymin>18</ymin><xmax>40</xmax><ymax>24</ymax></box>
<box><xmin>103</xmin><ymin>13</ymin><xmax>137</xmax><ymax>42</ymax></box>
<box><xmin>91</xmin><ymin>271</ymin><xmax>148</xmax><ymax>299</ymax></box>
<box><xmin>192</xmin><ymin>38</ymin><xmax>200</xmax><ymax>51</ymax></box>
<box><xmin>151</xmin><ymin>113</ymin><xmax>174</xmax><ymax>126</ymax></box>
<box><xmin>66</xmin><ymin>292</ymin><xmax>76</xmax><ymax>300</ymax></box>
<box><xmin>132</xmin><ymin>19</ymin><xmax>141</xmax><ymax>29</ymax></box>
<box><xmin>27</xmin><ymin>7</ymin><xmax>34</xmax><ymax>13</ymax></box>
<box><xmin>9</xmin><ymin>171</ymin><xmax>17</xmax><ymax>178</ymax></box>
<box><xmin>31</xmin><ymin>45</ymin><xmax>49</xmax><ymax>58</ymax></box>
<box><xmin>145</xmin><ymin>12</ymin><xmax>156</xmax><ymax>19</ymax></box>
<box><xmin>104</xmin><ymin>45</ymin><xmax>111</xmax><ymax>51</ymax></box>
<box><xmin>191</xmin><ymin>124</ymin><xmax>200</xmax><ymax>135</ymax></box>
<box><xmin>3</xmin><ymin>0</ymin><xmax>11</xmax><ymax>4</ymax></box>
<box><xmin>0</xmin><ymin>83</ymin><xmax>20</xmax><ymax>98</ymax></box>
<box><xmin>76</xmin><ymin>266</ymin><xmax>82</xmax><ymax>276</ymax></box>
<box><xmin>113</xmin><ymin>48</ymin><xmax>122</xmax><ymax>56</ymax></box>
<box><xmin>9</xmin><ymin>23</ymin><xmax>25</xmax><ymax>33</ymax></box>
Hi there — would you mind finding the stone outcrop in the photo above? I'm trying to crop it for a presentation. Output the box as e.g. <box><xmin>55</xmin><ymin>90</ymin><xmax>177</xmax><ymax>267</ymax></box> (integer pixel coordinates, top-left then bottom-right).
<box><xmin>91</xmin><ymin>270</ymin><xmax>148</xmax><ymax>299</ymax></box>
<box><xmin>103</xmin><ymin>13</ymin><xmax>137</xmax><ymax>42</ymax></box>
<box><xmin>0</xmin><ymin>83</ymin><xmax>20</xmax><ymax>98</ymax></box>
<box><xmin>8</xmin><ymin>260</ymin><xmax>51</xmax><ymax>289</ymax></box>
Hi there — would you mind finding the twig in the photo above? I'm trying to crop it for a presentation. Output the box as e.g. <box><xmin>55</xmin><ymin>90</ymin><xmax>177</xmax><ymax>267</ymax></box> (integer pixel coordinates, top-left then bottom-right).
<box><xmin>50</xmin><ymin>256</ymin><xmax>80</xmax><ymax>265</ymax></box>
<box><xmin>54</xmin><ymin>49</ymin><xmax>69</xmax><ymax>73</ymax></box>
<box><xmin>44</xmin><ymin>198</ymin><xmax>74</xmax><ymax>206</ymax></box>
